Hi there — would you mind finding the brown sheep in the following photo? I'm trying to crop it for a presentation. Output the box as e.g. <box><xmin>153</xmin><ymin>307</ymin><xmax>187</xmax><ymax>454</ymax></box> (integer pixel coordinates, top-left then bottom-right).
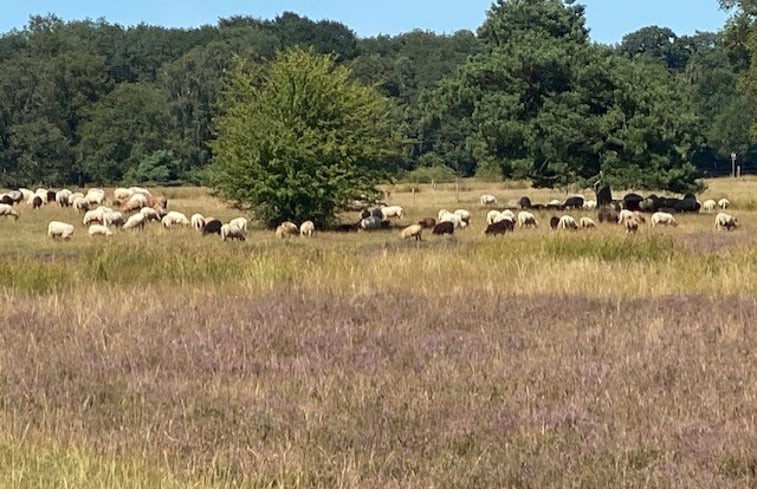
<box><xmin>418</xmin><ymin>217</ymin><xmax>436</xmax><ymax>229</ymax></box>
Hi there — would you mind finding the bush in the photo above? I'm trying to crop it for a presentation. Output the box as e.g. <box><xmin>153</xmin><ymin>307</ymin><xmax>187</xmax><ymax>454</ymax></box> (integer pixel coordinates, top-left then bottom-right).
<box><xmin>402</xmin><ymin>165</ymin><xmax>458</xmax><ymax>184</ymax></box>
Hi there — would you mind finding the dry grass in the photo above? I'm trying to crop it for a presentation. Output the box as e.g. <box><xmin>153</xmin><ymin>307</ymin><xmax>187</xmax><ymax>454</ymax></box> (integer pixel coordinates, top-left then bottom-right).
<box><xmin>1</xmin><ymin>178</ymin><xmax>757</xmax><ymax>487</ymax></box>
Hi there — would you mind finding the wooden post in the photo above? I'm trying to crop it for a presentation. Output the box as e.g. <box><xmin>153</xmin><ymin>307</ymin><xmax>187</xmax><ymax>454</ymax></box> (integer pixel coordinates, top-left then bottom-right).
<box><xmin>455</xmin><ymin>177</ymin><xmax>460</xmax><ymax>203</ymax></box>
<box><xmin>737</xmin><ymin>165</ymin><xmax>741</xmax><ymax>178</ymax></box>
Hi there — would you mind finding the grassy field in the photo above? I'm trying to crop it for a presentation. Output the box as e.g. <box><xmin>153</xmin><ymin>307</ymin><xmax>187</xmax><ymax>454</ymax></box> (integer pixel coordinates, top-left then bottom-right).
<box><xmin>1</xmin><ymin>178</ymin><xmax>757</xmax><ymax>488</ymax></box>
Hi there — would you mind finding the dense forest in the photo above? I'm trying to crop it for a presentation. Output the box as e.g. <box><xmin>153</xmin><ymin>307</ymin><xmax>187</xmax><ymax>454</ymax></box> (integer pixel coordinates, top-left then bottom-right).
<box><xmin>0</xmin><ymin>0</ymin><xmax>755</xmax><ymax>191</ymax></box>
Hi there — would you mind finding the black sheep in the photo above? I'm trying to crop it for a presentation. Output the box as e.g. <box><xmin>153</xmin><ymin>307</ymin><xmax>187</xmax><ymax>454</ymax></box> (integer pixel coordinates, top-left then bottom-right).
<box><xmin>549</xmin><ymin>216</ymin><xmax>560</xmax><ymax>229</ymax></box>
<box><xmin>0</xmin><ymin>195</ymin><xmax>13</xmax><ymax>206</ymax></box>
<box><xmin>46</xmin><ymin>190</ymin><xmax>57</xmax><ymax>204</ymax></box>
<box><xmin>202</xmin><ymin>219</ymin><xmax>223</xmax><ymax>235</ymax></box>
<box><xmin>432</xmin><ymin>221</ymin><xmax>454</xmax><ymax>235</ymax></box>
<box><xmin>484</xmin><ymin>219</ymin><xmax>514</xmax><ymax>236</ymax></box>
<box><xmin>563</xmin><ymin>196</ymin><xmax>584</xmax><ymax>209</ymax></box>
<box><xmin>622</xmin><ymin>193</ymin><xmax>644</xmax><ymax>211</ymax></box>
<box><xmin>519</xmin><ymin>196</ymin><xmax>532</xmax><ymax>209</ymax></box>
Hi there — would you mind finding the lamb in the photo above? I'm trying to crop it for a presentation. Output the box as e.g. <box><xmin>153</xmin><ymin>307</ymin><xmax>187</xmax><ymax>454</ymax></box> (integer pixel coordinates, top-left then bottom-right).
<box><xmin>400</xmin><ymin>223</ymin><xmax>423</xmax><ymax>241</ymax></box>
<box><xmin>432</xmin><ymin>221</ymin><xmax>454</xmax><ymax>236</ymax></box>
<box><xmin>380</xmin><ymin>205</ymin><xmax>404</xmax><ymax>219</ymax></box>
<box><xmin>48</xmin><ymin>221</ymin><xmax>75</xmax><ymax>240</ymax></box>
<box><xmin>221</xmin><ymin>224</ymin><xmax>246</xmax><ymax>241</ymax></box>
<box><xmin>88</xmin><ymin>224</ymin><xmax>113</xmax><ymax>238</ymax></box>
<box><xmin>162</xmin><ymin>211</ymin><xmax>190</xmax><ymax>228</ymax></box>
<box><xmin>702</xmin><ymin>199</ymin><xmax>716</xmax><ymax>212</ymax></box>
<box><xmin>479</xmin><ymin>194</ymin><xmax>497</xmax><ymax>206</ymax></box>
<box><xmin>557</xmin><ymin>215</ymin><xmax>579</xmax><ymax>230</ymax></box>
<box><xmin>718</xmin><ymin>198</ymin><xmax>730</xmax><ymax>210</ymax></box>
<box><xmin>140</xmin><ymin>206</ymin><xmax>161</xmax><ymax>222</ymax></box>
<box><xmin>191</xmin><ymin>213</ymin><xmax>205</xmax><ymax>231</ymax></box>
<box><xmin>122</xmin><ymin>213</ymin><xmax>146</xmax><ymax>231</ymax></box>
<box><xmin>229</xmin><ymin>217</ymin><xmax>248</xmax><ymax>233</ymax></box>
<box><xmin>418</xmin><ymin>217</ymin><xmax>436</xmax><ymax>229</ymax></box>
<box><xmin>484</xmin><ymin>219</ymin><xmax>514</xmax><ymax>236</ymax></box>
<box><xmin>651</xmin><ymin>212</ymin><xmax>677</xmax><ymax>227</ymax></box>
<box><xmin>300</xmin><ymin>220</ymin><xmax>315</xmax><ymax>237</ymax></box>
<box><xmin>0</xmin><ymin>204</ymin><xmax>19</xmax><ymax>220</ymax></box>
<box><xmin>276</xmin><ymin>221</ymin><xmax>299</xmax><ymax>238</ymax></box>
<box><xmin>579</xmin><ymin>217</ymin><xmax>597</xmax><ymax>229</ymax></box>
<box><xmin>714</xmin><ymin>212</ymin><xmax>738</xmax><ymax>231</ymax></box>
<box><xmin>517</xmin><ymin>211</ymin><xmax>538</xmax><ymax>228</ymax></box>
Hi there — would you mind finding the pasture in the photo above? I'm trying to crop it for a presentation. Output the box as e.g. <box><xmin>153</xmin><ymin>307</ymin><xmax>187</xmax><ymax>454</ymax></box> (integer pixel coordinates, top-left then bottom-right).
<box><xmin>1</xmin><ymin>178</ymin><xmax>757</xmax><ymax>488</ymax></box>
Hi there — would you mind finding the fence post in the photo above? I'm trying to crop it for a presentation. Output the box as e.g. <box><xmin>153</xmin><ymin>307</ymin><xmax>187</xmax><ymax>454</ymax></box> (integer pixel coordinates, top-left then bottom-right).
<box><xmin>455</xmin><ymin>177</ymin><xmax>460</xmax><ymax>203</ymax></box>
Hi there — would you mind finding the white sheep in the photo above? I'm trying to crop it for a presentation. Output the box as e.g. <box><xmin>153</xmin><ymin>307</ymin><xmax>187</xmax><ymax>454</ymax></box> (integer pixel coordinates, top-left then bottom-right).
<box><xmin>229</xmin><ymin>217</ymin><xmax>248</xmax><ymax>233</ymax></box>
<box><xmin>161</xmin><ymin>211</ymin><xmax>190</xmax><ymax>228</ymax></box>
<box><xmin>123</xmin><ymin>193</ymin><xmax>148</xmax><ymax>213</ymax></box>
<box><xmin>300</xmin><ymin>220</ymin><xmax>315</xmax><ymax>237</ymax></box>
<box><xmin>718</xmin><ymin>198</ymin><xmax>730</xmax><ymax>210</ymax></box>
<box><xmin>380</xmin><ymin>205</ymin><xmax>404</xmax><ymax>219</ymax></box>
<box><xmin>128</xmin><ymin>186</ymin><xmax>152</xmax><ymax>196</ymax></box>
<box><xmin>140</xmin><ymin>206</ymin><xmax>161</xmax><ymax>222</ymax></box>
<box><xmin>453</xmin><ymin>209</ymin><xmax>471</xmax><ymax>224</ymax></box>
<box><xmin>579</xmin><ymin>217</ymin><xmax>597</xmax><ymax>229</ymax></box>
<box><xmin>517</xmin><ymin>211</ymin><xmax>538</xmax><ymax>228</ymax></box>
<box><xmin>0</xmin><ymin>203</ymin><xmax>19</xmax><ymax>220</ymax></box>
<box><xmin>123</xmin><ymin>213</ymin><xmax>146</xmax><ymax>231</ymax></box>
<box><xmin>714</xmin><ymin>212</ymin><xmax>738</xmax><ymax>231</ymax></box>
<box><xmin>48</xmin><ymin>221</ymin><xmax>75</xmax><ymax>240</ymax></box>
<box><xmin>221</xmin><ymin>224</ymin><xmax>246</xmax><ymax>241</ymax></box>
<box><xmin>437</xmin><ymin>209</ymin><xmax>450</xmax><ymax>221</ymax></box>
<box><xmin>276</xmin><ymin>221</ymin><xmax>299</xmax><ymax>238</ymax></box>
<box><xmin>103</xmin><ymin>211</ymin><xmax>125</xmax><ymax>228</ymax></box>
<box><xmin>191</xmin><ymin>213</ymin><xmax>205</xmax><ymax>232</ymax></box>
<box><xmin>439</xmin><ymin>211</ymin><xmax>467</xmax><ymax>229</ymax></box>
<box><xmin>18</xmin><ymin>188</ymin><xmax>33</xmax><ymax>203</ymax></box>
<box><xmin>72</xmin><ymin>197</ymin><xmax>89</xmax><ymax>213</ymax></box>
<box><xmin>400</xmin><ymin>223</ymin><xmax>423</xmax><ymax>241</ymax></box>
<box><xmin>88</xmin><ymin>224</ymin><xmax>113</xmax><ymax>238</ymax></box>
<box><xmin>56</xmin><ymin>189</ymin><xmax>72</xmax><ymax>207</ymax></box>
<box><xmin>702</xmin><ymin>199</ymin><xmax>716</xmax><ymax>212</ymax></box>
<box><xmin>548</xmin><ymin>199</ymin><xmax>562</xmax><ymax>207</ymax></box>
<box><xmin>84</xmin><ymin>188</ymin><xmax>105</xmax><ymax>205</ymax></box>
<box><xmin>113</xmin><ymin>187</ymin><xmax>132</xmax><ymax>202</ymax></box>
<box><xmin>486</xmin><ymin>210</ymin><xmax>505</xmax><ymax>225</ymax></box>
<box><xmin>479</xmin><ymin>194</ymin><xmax>497</xmax><ymax>206</ymax></box>
<box><xmin>501</xmin><ymin>209</ymin><xmax>515</xmax><ymax>220</ymax></box>
<box><xmin>557</xmin><ymin>215</ymin><xmax>578</xmax><ymax>230</ymax></box>
<box><xmin>34</xmin><ymin>188</ymin><xmax>50</xmax><ymax>203</ymax></box>
<box><xmin>651</xmin><ymin>212</ymin><xmax>677</xmax><ymax>227</ymax></box>
<box><xmin>583</xmin><ymin>199</ymin><xmax>597</xmax><ymax>210</ymax></box>
<box><xmin>83</xmin><ymin>209</ymin><xmax>105</xmax><ymax>226</ymax></box>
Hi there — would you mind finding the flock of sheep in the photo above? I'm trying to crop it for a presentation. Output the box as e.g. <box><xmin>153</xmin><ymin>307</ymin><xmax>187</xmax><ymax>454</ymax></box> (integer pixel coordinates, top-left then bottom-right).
<box><xmin>0</xmin><ymin>186</ymin><xmax>742</xmax><ymax>243</ymax></box>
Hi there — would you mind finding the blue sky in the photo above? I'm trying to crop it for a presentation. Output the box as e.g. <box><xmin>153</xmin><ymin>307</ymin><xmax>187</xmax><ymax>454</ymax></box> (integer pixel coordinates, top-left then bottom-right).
<box><xmin>0</xmin><ymin>1</ymin><xmax>732</xmax><ymax>45</ymax></box>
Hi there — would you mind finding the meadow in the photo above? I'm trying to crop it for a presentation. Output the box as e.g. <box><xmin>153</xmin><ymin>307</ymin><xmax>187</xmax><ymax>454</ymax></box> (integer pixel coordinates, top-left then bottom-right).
<box><xmin>1</xmin><ymin>178</ymin><xmax>757</xmax><ymax>488</ymax></box>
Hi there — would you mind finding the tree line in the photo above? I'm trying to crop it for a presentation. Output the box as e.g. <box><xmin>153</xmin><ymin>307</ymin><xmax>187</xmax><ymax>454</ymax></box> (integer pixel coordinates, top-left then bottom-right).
<box><xmin>0</xmin><ymin>0</ymin><xmax>754</xmax><ymax>192</ymax></box>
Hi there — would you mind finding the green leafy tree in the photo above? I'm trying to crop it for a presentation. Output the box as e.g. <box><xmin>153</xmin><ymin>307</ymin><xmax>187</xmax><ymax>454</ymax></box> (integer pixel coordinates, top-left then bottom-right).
<box><xmin>208</xmin><ymin>48</ymin><xmax>400</xmax><ymax>227</ymax></box>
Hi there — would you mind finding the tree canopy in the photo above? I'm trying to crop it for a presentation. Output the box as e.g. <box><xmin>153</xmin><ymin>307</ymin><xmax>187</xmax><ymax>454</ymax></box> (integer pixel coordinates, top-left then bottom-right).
<box><xmin>208</xmin><ymin>48</ymin><xmax>400</xmax><ymax>226</ymax></box>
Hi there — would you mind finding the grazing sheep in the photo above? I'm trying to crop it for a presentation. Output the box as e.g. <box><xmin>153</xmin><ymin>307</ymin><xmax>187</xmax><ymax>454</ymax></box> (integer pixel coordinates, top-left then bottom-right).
<box><xmin>380</xmin><ymin>205</ymin><xmax>404</xmax><ymax>219</ymax></box>
<box><xmin>140</xmin><ymin>207</ymin><xmax>161</xmax><ymax>222</ymax></box>
<box><xmin>103</xmin><ymin>211</ymin><xmax>125</xmax><ymax>228</ymax></box>
<box><xmin>88</xmin><ymin>224</ymin><xmax>113</xmax><ymax>238</ymax></box>
<box><xmin>122</xmin><ymin>213</ymin><xmax>146</xmax><ymax>231</ymax></box>
<box><xmin>191</xmin><ymin>213</ymin><xmax>205</xmax><ymax>232</ymax></box>
<box><xmin>597</xmin><ymin>206</ymin><xmax>619</xmax><ymax>224</ymax></box>
<box><xmin>439</xmin><ymin>211</ymin><xmax>466</xmax><ymax>229</ymax></box>
<box><xmin>454</xmin><ymin>209</ymin><xmax>471</xmax><ymax>224</ymax></box>
<box><xmin>128</xmin><ymin>186</ymin><xmax>152</xmax><ymax>196</ymax></box>
<box><xmin>162</xmin><ymin>211</ymin><xmax>190</xmax><ymax>228</ymax></box>
<box><xmin>484</xmin><ymin>219</ymin><xmax>514</xmax><ymax>236</ymax></box>
<box><xmin>123</xmin><ymin>193</ymin><xmax>148</xmax><ymax>213</ymax></box>
<box><xmin>479</xmin><ymin>194</ymin><xmax>497</xmax><ymax>206</ymax></box>
<box><xmin>72</xmin><ymin>197</ymin><xmax>89</xmax><ymax>213</ymax></box>
<box><xmin>0</xmin><ymin>203</ymin><xmax>19</xmax><ymax>220</ymax></box>
<box><xmin>583</xmin><ymin>199</ymin><xmax>597</xmax><ymax>210</ymax></box>
<box><xmin>432</xmin><ymin>221</ymin><xmax>454</xmax><ymax>236</ymax></box>
<box><xmin>557</xmin><ymin>215</ymin><xmax>578</xmax><ymax>230</ymax></box>
<box><xmin>702</xmin><ymin>199</ymin><xmax>716</xmax><ymax>212</ymax></box>
<box><xmin>276</xmin><ymin>221</ymin><xmax>299</xmax><ymax>238</ymax></box>
<box><xmin>718</xmin><ymin>198</ymin><xmax>730</xmax><ymax>210</ymax></box>
<box><xmin>519</xmin><ymin>196</ymin><xmax>532</xmax><ymax>209</ymax></box>
<box><xmin>418</xmin><ymin>217</ymin><xmax>436</xmax><ymax>229</ymax></box>
<box><xmin>84</xmin><ymin>188</ymin><xmax>106</xmax><ymax>206</ymax></box>
<box><xmin>0</xmin><ymin>194</ymin><xmax>13</xmax><ymax>205</ymax></box>
<box><xmin>48</xmin><ymin>221</ymin><xmax>75</xmax><ymax>240</ymax></box>
<box><xmin>622</xmin><ymin>193</ymin><xmax>644</xmax><ymax>211</ymax></box>
<box><xmin>300</xmin><ymin>220</ymin><xmax>315</xmax><ymax>237</ymax></box>
<box><xmin>18</xmin><ymin>188</ymin><xmax>33</xmax><ymax>203</ymax></box>
<box><xmin>83</xmin><ymin>209</ymin><xmax>105</xmax><ymax>226</ymax></box>
<box><xmin>202</xmin><ymin>219</ymin><xmax>223</xmax><ymax>235</ymax></box>
<box><xmin>29</xmin><ymin>195</ymin><xmax>43</xmax><ymax>209</ymax></box>
<box><xmin>113</xmin><ymin>187</ymin><xmax>132</xmax><ymax>202</ymax></box>
<box><xmin>221</xmin><ymin>224</ymin><xmax>246</xmax><ymax>241</ymax></box>
<box><xmin>400</xmin><ymin>223</ymin><xmax>423</xmax><ymax>241</ymax></box>
<box><xmin>56</xmin><ymin>189</ymin><xmax>72</xmax><ymax>207</ymax></box>
<box><xmin>651</xmin><ymin>212</ymin><xmax>677</xmax><ymax>227</ymax></box>
<box><xmin>563</xmin><ymin>196</ymin><xmax>584</xmax><ymax>209</ymax></box>
<box><xmin>579</xmin><ymin>217</ymin><xmax>597</xmax><ymax>229</ymax></box>
<box><xmin>229</xmin><ymin>217</ymin><xmax>248</xmax><ymax>233</ymax></box>
<box><xmin>625</xmin><ymin>218</ymin><xmax>639</xmax><ymax>234</ymax></box>
<box><xmin>517</xmin><ymin>211</ymin><xmax>538</xmax><ymax>228</ymax></box>
<box><xmin>549</xmin><ymin>216</ymin><xmax>560</xmax><ymax>229</ymax></box>
<box><xmin>437</xmin><ymin>209</ymin><xmax>451</xmax><ymax>221</ymax></box>
<box><xmin>46</xmin><ymin>190</ymin><xmax>57</xmax><ymax>203</ymax></box>
<box><xmin>486</xmin><ymin>210</ymin><xmax>505</xmax><ymax>225</ymax></box>
<box><xmin>359</xmin><ymin>216</ymin><xmax>385</xmax><ymax>230</ymax></box>
<box><xmin>714</xmin><ymin>212</ymin><xmax>738</xmax><ymax>231</ymax></box>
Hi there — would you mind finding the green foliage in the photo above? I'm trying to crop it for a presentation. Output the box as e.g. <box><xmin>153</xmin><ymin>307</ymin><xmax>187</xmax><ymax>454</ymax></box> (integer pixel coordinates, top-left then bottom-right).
<box><xmin>123</xmin><ymin>150</ymin><xmax>179</xmax><ymax>185</ymax></box>
<box><xmin>402</xmin><ymin>163</ymin><xmax>458</xmax><ymax>183</ymax></box>
<box><xmin>208</xmin><ymin>48</ymin><xmax>401</xmax><ymax>227</ymax></box>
